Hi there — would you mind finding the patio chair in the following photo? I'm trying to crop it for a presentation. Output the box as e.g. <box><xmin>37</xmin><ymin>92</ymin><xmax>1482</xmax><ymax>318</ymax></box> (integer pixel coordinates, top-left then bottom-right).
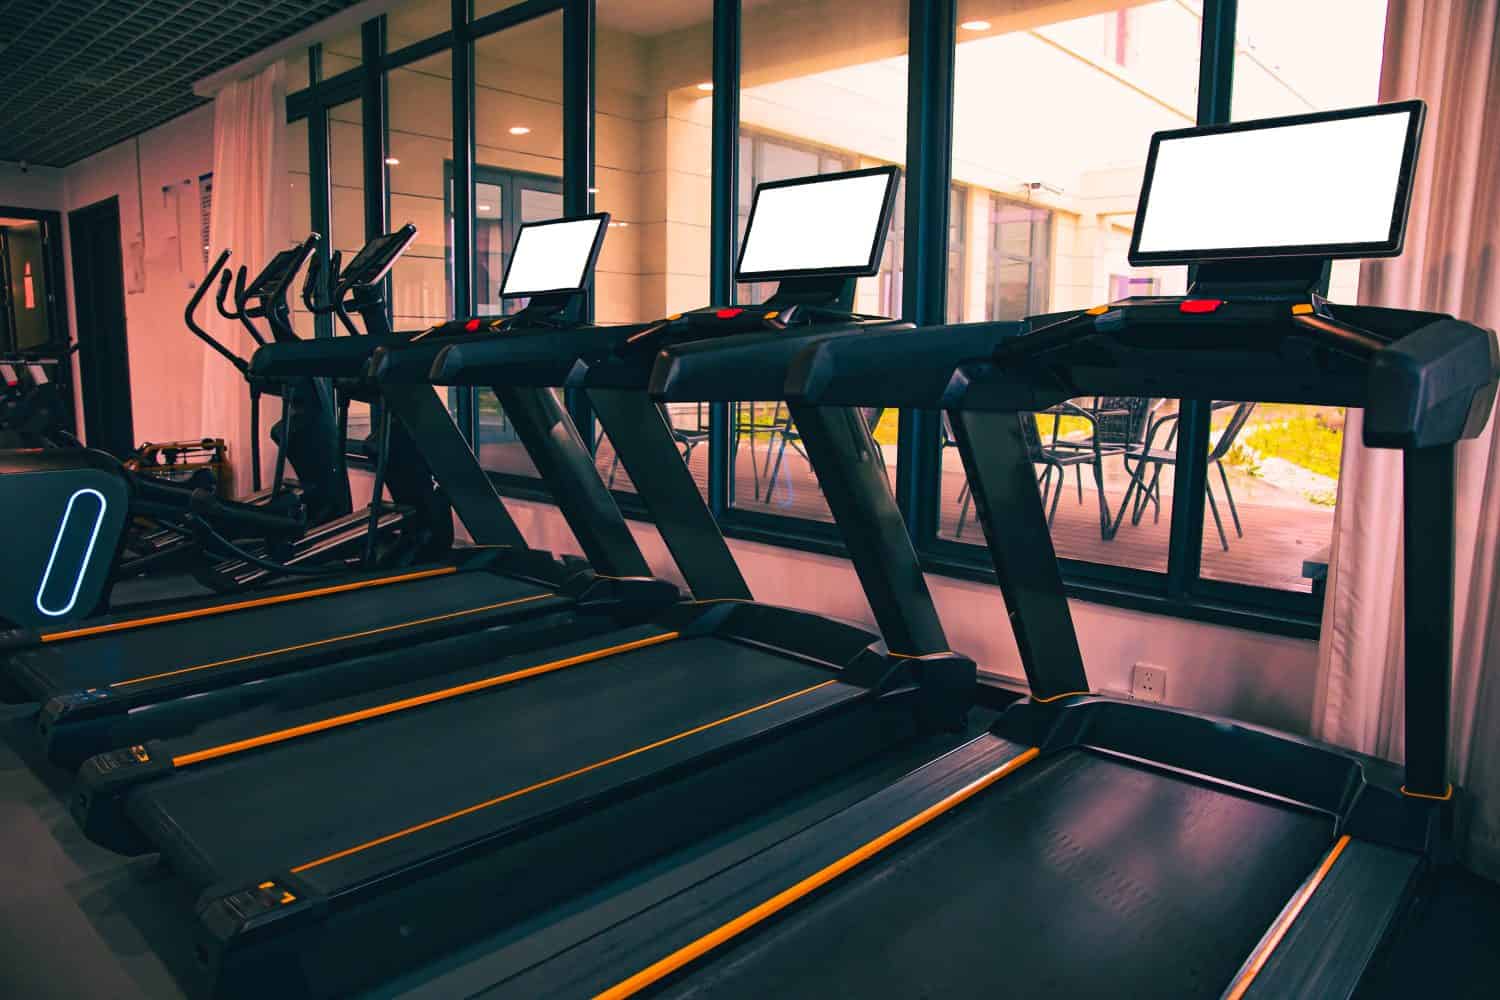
<box><xmin>1113</xmin><ymin>400</ymin><xmax>1257</xmax><ymax>550</ymax></box>
<box><xmin>760</xmin><ymin>402</ymin><xmax>808</xmax><ymax>504</ymax></box>
<box><xmin>727</xmin><ymin>401</ymin><xmax>778</xmax><ymax>501</ymax></box>
<box><xmin>945</xmin><ymin>401</ymin><xmax>1139</xmax><ymax>539</ymax></box>
<box><xmin>761</xmin><ymin>405</ymin><xmax>884</xmax><ymax>505</ymax></box>
<box><xmin>1037</xmin><ymin>396</ymin><xmax>1153</xmax><ymax>538</ymax></box>
<box><xmin>605</xmin><ymin>401</ymin><xmax>709</xmax><ymax>488</ymax></box>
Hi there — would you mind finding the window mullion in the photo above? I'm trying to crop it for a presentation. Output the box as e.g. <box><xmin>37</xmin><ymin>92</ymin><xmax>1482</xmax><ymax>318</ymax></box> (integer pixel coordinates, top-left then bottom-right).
<box><xmin>900</xmin><ymin>0</ymin><xmax>956</xmax><ymax>542</ymax></box>
<box><xmin>705</xmin><ymin>0</ymin><xmax>740</xmax><ymax>520</ymax></box>
<box><xmin>1164</xmin><ymin>0</ymin><xmax>1236</xmax><ymax>598</ymax></box>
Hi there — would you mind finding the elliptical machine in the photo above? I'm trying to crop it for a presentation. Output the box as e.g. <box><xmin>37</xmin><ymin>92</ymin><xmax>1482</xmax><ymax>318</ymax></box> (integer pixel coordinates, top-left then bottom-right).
<box><xmin>183</xmin><ymin>235</ymin><xmax>350</xmax><ymax>525</ymax></box>
<box><xmin>0</xmin><ymin>239</ymin><xmax>355</xmax><ymax>624</ymax></box>
<box><xmin>249</xmin><ymin>224</ymin><xmax>454</xmax><ymax>570</ymax></box>
<box><xmin>114</xmin><ymin>234</ymin><xmax>360</xmax><ymax>588</ymax></box>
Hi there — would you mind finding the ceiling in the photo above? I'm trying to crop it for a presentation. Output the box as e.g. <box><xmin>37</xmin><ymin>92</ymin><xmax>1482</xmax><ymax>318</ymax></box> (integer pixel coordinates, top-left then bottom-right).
<box><xmin>0</xmin><ymin>0</ymin><xmax>365</xmax><ymax>168</ymax></box>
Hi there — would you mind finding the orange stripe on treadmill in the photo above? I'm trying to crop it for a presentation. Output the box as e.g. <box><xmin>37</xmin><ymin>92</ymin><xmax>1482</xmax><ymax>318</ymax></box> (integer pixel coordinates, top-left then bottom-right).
<box><xmin>112</xmin><ymin>592</ymin><xmax>557</xmax><ymax>689</ymax></box>
<box><xmin>1222</xmin><ymin>834</ymin><xmax>1352</xmax><ymax>1000</ymax></box>
<box><xmin>40</xmin><ymin>566</ymin><xmax>458</xmax><ymax>643</ymax></box>
<box><xmin>171</xmin><ymin>631</ymin><xmax>681</xmax><ymax>769</ymax></box>
<box><xmin>291</xmin><ymin>678</ymin><xmax>837</xmax><ymax>875</ymax></box>
<box><xmin>595</xmin><ymin>745</ymin><xmax>1041</xmax><ymax>1000</ymax></box>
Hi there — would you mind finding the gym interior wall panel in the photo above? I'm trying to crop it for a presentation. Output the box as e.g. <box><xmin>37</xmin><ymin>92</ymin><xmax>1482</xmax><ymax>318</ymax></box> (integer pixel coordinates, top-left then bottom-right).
<box><xmin>59</xmin><ymin>105</ymin><xmax>216</xmax><ymax>450</ymax></box>
<box><xmin>484</xmin><ymin>495</ymin><xmax>1322</xmax><ymax>735</ymax></box>
<box><xmin>0</xmin><ymin>162</ymin><xmax>65</xmax><ymax>211</ymax></box>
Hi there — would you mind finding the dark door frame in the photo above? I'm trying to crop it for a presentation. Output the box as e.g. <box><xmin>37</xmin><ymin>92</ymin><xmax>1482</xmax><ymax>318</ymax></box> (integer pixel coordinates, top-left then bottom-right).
<box><xmin>68</xmin><ymin>196</ymin><xmax>134</xmax><ymax>456</ymax></box>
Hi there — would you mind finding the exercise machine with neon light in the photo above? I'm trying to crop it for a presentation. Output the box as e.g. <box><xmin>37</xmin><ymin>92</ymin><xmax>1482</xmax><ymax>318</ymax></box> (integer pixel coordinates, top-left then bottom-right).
<box><xmin>0</xmin><ymin>221</ymin><xmax>678</xmax><ymax>767</ymax></box>
<box><xmin>68</xmin><ymin>166</ymin><xmax>975</xmax><ymax>999</ymax></box>
<box><xmin>476</xmin><ymin>101</ymin><xmax>1499</xmax><ymax>1000</ymax></box>
<box><xmin>0</xmin><ymin>234</ymin><xmax>340</xmax><ymax>623</ymax></box>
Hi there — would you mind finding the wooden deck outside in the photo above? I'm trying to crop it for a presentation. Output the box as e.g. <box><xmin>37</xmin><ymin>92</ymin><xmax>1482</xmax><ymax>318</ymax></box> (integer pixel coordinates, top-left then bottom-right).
<box><xmin>480</xmin><ymin>423</ymin><xmax>1332</xmax><ymax>595</ymax></box>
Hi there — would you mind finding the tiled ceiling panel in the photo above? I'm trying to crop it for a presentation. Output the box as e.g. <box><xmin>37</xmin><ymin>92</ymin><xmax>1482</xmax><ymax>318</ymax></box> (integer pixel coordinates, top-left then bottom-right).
<box><xmin>0</xmin><ymin>0</ymin><xmax>363</xmax><ymax>167</ymax></box>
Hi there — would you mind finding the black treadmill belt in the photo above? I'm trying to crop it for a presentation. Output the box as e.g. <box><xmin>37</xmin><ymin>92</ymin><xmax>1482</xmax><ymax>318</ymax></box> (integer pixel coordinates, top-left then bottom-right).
<box><xmin>654</xmin><ymin>749</ymin><xmax>1334</xmax><ymax>999</ymax></box>
<box><xmin>13</xmin><ymin>570</ymin><xmax>548</xmax><ymax>695</ymax></box>
<box><xmin>130</xmin><ymin>636</ymin><xmax>844</xmax><ymax>892</ymax></box>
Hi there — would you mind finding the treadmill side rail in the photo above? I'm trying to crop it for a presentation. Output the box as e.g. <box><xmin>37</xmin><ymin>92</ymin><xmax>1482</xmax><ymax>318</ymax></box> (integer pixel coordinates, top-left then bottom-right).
<box><xmin>1228</xmin><ymin>838</ymin><xmax>1421</xmax><ymax>1000</ymax></box>
<box><xmin>73</xmin><ymin>743</ymin><xmax>176</xmax><ymax>854</ymax></box>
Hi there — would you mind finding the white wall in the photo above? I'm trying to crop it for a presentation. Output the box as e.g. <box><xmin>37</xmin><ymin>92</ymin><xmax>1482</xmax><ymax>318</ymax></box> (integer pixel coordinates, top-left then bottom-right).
<box><xmin>481</xmin><ymin>495</ymin><xmax>1321</xmax><ymax>735</ymax></box>
<box><xmin>60</xmin><ymin>105</ymin><xmax>216</xmax><ymax>447</ymax></box>
<box><xmin>0</xmin><ymin>162</ymin><xmax>65</xmax><ymax>211</ymax></box>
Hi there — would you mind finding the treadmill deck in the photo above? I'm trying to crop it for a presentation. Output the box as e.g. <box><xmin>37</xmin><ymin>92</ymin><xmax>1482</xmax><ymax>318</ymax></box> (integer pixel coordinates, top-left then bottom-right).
<box><xmin>9</xmin><ymin>569</ymin><xmax>551</xmax><ymax>698</ymax></box>
<box><xmin>127</xmin><ymin>634</ymin><xmax>857</xmax><ymax>892</ymax></box>
<box><xmin>605</xmin><ymin>744</ymin><xmax>1336</xmax><ymax>999</ymax></box>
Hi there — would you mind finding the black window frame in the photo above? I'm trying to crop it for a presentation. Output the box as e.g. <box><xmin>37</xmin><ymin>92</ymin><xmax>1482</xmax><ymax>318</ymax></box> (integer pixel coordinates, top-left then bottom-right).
<box><xmin>280</xmin><ymin>0</ymin><xmax>1329</xmax><ymax>639</ymax></box>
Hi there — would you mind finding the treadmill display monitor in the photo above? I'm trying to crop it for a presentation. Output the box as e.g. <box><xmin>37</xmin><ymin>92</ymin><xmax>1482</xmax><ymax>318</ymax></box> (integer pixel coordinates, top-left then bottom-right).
<box><xmin>736</xmin><ymin>165</ymin><xmax>900</xmax><ymax>282</ymax></box>
<box><xmin>500</xmin><ymin>214</ymin><xmax>610</xmax><ymax>298</ymax></box>
<box><xmin>340</xmin><ymin>226</ymin><xmax>418</xmax><ymax>287</ymax></box>
<box><xmin>1130</xmin><ymin>101</ymin><xmax>1424</xmax><ymax>265</ymax></box>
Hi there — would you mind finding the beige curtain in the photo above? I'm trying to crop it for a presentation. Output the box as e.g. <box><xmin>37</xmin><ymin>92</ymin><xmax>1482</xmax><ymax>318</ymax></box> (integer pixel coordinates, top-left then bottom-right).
<box><xmin>201</xmin><ymin>62</ymin><xmax>289</xmax><ymax>494</ymax></box>
<box><xmin>1313</xmin><ymin>0</ymin><xmax>1500</xmax><ymax>879</ymax></box>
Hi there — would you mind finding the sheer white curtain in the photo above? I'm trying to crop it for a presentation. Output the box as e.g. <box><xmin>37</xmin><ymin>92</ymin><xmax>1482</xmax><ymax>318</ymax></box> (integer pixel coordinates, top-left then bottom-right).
<box><xmin>1313</xmin><ymin>0</ymin><xmax>1500</xmax><ymax>879</ymax></box>
<box><xmin>201</xmin><ymin>62</ymin><xmax>289</xmax><ymax>494</ymax></box>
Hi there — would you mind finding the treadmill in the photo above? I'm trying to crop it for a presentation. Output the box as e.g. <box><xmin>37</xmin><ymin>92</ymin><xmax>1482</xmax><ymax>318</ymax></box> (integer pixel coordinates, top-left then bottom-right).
<box><xmin>0</xmin><ymin>224</ymin><xmax>675</xmax><ymax>767</ymax></box>
<box><xmin>70</xmin><ymin>168</ymin><xmax>974</xmax><ymax>999</ymax></box>
<box><xmin>490</xmin><ymin>101</ymin><xmax>1500</xmax><ymax>999</ymax></box>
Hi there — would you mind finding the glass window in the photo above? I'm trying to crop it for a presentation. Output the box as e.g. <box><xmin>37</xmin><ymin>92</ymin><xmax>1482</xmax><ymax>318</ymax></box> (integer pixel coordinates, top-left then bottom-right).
<box><xmin>389</xmin><ymin>0</ymin><xmax>452</xmax><ymax>51</ymax></box>
<box><xmin>939</xmin><ymin>2</ymin><xmax>1198</xmax><ymax>573</ymax></box>
<box><xmin>473</xmin><ymin>0</ymin><xmax>529</xmax><ymax>19</ymax></box>
<box><xmin>590</xmin><ymin>0</ymin><xmax>714</xmax><ymax>499</ymax></box>
<box><xmin>385</xmin><ymin>44</ymin><xmax>488</xmax><ymax>456</ymax></box>
<box><xmin>1202</xmin><ymin>0</ymin><xmax>1388</xmax><ymax>593</ymax></box>
<box><xmin>286</xmin><ymin>48</ymin><xmax>312</xmax><ymax>92</ymax></box>
<box><xmin>472</xmin><ymin>11</ymin><xmax>565</xmax><ymax>476</ymax></box>
<box><xmin>322</xmin><ymin>30</ymin><xmax>364</xmax><ymax>78</ymax></box>
<box><xmin>285</xmin><ymin>116</ymin><xmax>316</xmax><ymax>340</ymax></box>
<box><xmin>328</xmin><ymin>98</ymin><xmax>367</xmax><ymax>436</ymax></box>
<box><xmin>731</xmin><ymin>0</ymin><xmax>909</xmax><ymax>523</ymax></box>
<box><xmin>386</xmin><ymin>50</ymin><xmax>455</xmax><ymax>333</ymax></box>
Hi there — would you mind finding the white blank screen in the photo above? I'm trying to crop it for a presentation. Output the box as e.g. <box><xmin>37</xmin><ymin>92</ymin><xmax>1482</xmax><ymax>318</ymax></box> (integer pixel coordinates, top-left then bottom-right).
<box><xmin>1135</xmin><ymin>110</ymin><xmax>1413</xmax><ymax>256</ymax></box>
<box><xmin>501</xmin><ymin>218</ymin><xmax>605</xmax><ymax>296</ymax></box>
<box><xmin>738</xmin><ymin>172</ymin><xmax>891</xmax><ymax>276</ymax></box>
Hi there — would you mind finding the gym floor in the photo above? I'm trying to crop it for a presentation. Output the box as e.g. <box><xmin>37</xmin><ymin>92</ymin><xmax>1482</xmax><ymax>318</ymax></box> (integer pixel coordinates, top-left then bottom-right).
<box><xmin>4</xmin><ymin>698</ymin><xmax>1497</xmax><ymax>999</ymax></box>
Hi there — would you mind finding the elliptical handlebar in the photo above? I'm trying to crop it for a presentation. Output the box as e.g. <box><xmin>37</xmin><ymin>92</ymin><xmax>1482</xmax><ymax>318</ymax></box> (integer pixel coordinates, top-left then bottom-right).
<box><xmin>301</xmin><ymin>249</ymin><xmax>345</xmax><ymax>317</ymax></box>
<box><xmin>214</xmin><ymin>267</ymin><xmax>240</xmax><ymax>319</ymax></box>
<box><xmin>229</xmin><ymin>265</ymin><xmax>272</xmax><ymax>345</ymax></box>
<box><xmin>186</xmin><ymin>250</ymin><xmax>250</xmax><ymax>373</ymax></box>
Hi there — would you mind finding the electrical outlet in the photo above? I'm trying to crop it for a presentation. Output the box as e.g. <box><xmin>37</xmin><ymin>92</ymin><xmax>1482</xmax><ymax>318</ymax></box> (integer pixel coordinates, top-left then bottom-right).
<box><xmin>1130</xmin><ymin>663</ymin><xmax>1167</xmax><ymax>703</ymax></box>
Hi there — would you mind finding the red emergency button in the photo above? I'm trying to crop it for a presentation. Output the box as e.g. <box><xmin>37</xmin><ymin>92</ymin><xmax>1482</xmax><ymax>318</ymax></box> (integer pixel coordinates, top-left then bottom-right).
<box><xmin>464</xmin><ymin>318</ymin><xmax>482</xmax><ymax>332</ymax></box>
<box><xmin>715</xmin><ymin>307</ymin><xmax>744</xmax><ymax>320</ymax></box>
<box><xmin>1179</xmin><ymin>299</ymin><xmax>1224</xmax><ymax>314</ymax></box>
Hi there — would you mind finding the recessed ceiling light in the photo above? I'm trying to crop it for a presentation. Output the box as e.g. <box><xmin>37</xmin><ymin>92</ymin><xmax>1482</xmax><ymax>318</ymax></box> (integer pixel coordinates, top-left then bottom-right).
<box><xmin>384</xmin><ymin>156</ymin><xmax>400</xmax><ymax>165</ymax></box>
<box><xmin>695</xmin><ymin>81</ymin><xmax>713</xmax><ymax>91</ymax></box>
<box><xmin>588</xmin><ymin>186</ymin><xmax>599</xmax><ymax>193</ymax></box>
<box><xmin>959</xmin><ymin>20</ymin><xmax>992</xmax><ymax>31</ymax></box>
<box><xmin>478</xmin><ymin>204</ymin><xmax>492</xmax><ymax>211</ymax></box>
<box><xmin>508</xmin><ymin>125</ymin><xmax>531</xmax><ymax>135</ymax></box>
